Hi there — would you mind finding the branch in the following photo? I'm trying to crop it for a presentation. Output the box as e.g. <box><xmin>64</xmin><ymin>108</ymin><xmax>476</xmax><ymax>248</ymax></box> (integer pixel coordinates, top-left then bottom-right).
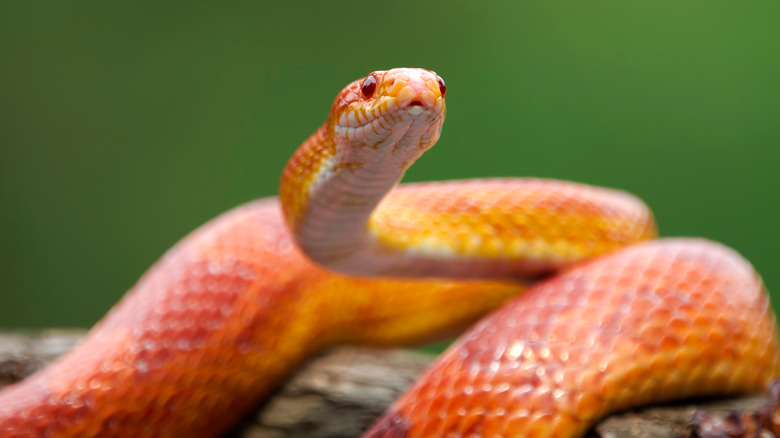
<box><xmin>0</xmin><ymin>330</ymin><xmax>771</xmax><ymax>437</ymax></box>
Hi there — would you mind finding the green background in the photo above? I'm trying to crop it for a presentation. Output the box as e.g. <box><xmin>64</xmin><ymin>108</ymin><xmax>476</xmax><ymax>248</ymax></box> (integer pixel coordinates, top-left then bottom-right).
<box><xmin>1</xmin><ymin>2</ymin><xmax>778</xmax><ymax>328</ymax></box>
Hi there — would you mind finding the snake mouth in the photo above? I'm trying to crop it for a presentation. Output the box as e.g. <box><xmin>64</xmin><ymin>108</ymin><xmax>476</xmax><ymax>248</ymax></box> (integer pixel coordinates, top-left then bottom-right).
<box><xmin>333</xmin><ymin>95</ymin><xmax>445</xmax><ymax>144</ymax></box>
<box><xmin>335</xmin><ymin>94</ymin><xmax>444</xmax><ymax>128</ymax></box>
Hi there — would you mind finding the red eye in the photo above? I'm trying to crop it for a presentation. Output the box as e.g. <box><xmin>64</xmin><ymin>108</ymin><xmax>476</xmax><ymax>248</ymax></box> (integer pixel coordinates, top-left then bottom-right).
<box><xmin>437</xmin><ymin>75</ymin><xmax>446</xmax><ymax>97</ymax></box>
<box><xmin>361</xmin><ymin>75</ymin><xmax>377</xmax><ymax>99</ymax></box>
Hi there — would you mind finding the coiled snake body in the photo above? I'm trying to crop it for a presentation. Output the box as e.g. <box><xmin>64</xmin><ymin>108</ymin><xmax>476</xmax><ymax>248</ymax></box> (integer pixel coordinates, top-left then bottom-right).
<box><xmin>1</xmin><ymin>68</ymin><xmax>777</xmax><ymax>437</ymax></box>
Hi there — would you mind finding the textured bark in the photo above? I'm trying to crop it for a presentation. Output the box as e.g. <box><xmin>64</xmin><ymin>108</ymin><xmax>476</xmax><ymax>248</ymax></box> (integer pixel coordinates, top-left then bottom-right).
<box><xmin>0</xmin><ymin>330</ymin><xmax>771</xmax><ymax>438</ymax></box>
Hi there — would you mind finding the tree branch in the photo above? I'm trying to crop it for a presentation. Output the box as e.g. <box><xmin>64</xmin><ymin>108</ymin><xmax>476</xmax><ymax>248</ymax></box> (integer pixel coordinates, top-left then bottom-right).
<box><xmin>0</xmin><ymin>330</ymin><xmax>770</xmax><ymax>437</ymax></box>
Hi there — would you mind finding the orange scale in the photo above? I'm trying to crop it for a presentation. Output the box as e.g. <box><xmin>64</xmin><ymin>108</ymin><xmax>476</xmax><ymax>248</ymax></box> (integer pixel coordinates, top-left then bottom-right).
<box><xmin>707</xmin><ymin>361</ymin><xmax>735</xmax><ymax>390</ymax></box>
<box><xmin>533</xmin><ymin>303</ymin><xmax>566</xmax><ymax>322</ymax></box>
<box><xmin>110</xmin><ymin>367</ymin><xmax>137</xmax><ymax>390</ymax></box>
<box><xmin>500</xmin><ymin>411</ymin><xmax>532</xmax><ymax>436</ymax></box>
<box><xmin>646</xmin><ymin>305</ymin><xmax>675</xmax><ymax>322</ymax></box>
<box><xmin>620</xmin><ymin>356</ymin><xmax>652</xmax><ymax>386</ymax></box>
<box><xmin>703</xmin><ymin>327</ymin><xmax>729</xmax><ymax>349</ymax></box>
<box><xmin>544</xmin><ymin>344</ymin><xmax>573</xmax><ymax>366</ymax></box>
<box><xmin>678</xmin><ymin>299</ymin><xmax>702</xmax><ymax>316</ymax></box>
<box><xmin>140</xmin><ymin>347</ymin><xmax>176</xmax><ymax>369</ymax></box>
<box><xmin>548</xmin><ymin>365</ymin><xmax>577</xmax><ymax>390</ymax></box>
<box><xmin>690</xmin><ymin>312</ymin><xmax>718</xmax><ymax>333</ymax></box>
<box><xmin>664</xmin><ymin>316</ymin><xmax>689</xmax><ymax>336</ymax></box>
<box><xmin>199</xmin><ymin>370</ymin><xmax>224</xmax><ymax>389</ymax></box>
<box><xmin>550</xmin><ymin>414</ymin><xmax>585</xmax><ymax>438</ymax></box>
<box><xmin>654</xmin><ymin>368</ymin><xmax>687</xmax><ymax>400</ymax></box>
<box><xmin>635</xmin><ymin>372</ymin><xmax>667</xmax><ymax>400</ymax></box>
<box><xmin>699</xmin><ymin>298</ymin><xmax>724</xmax><ymax>324</ymax></box>
<box><xmin>615</xmin><ymin>311</ymin><xmax>648</xmax><ymax>334</ymax></box>
<box><xmin>548</xmin><ymin>323</ymin><xmax>580</xmax><ymax>345</ymax></box>
<box><xmin>682</xmin><ymin>364</ymin><xmax>710</xmax><ymax>392</ymax></box>
<box><xmin>657</xmin><ymin>333</ymin><xmax>684</xmax><ymax>352</ymax></box>
<box><xmin>524</xmin><ymin>384</ymin><xmax>556</xmax><ymax>414</ymax></box>
<box><xmin>599</xmin><ymin>363</ymin><xmax>634</xmax><ymax>400</ymax></box>
<box><xmin>481</xmin><ymin>385</ymin><xmax>513</xmax><ymax>414</ymax></box>
<box><xmin>549</xmin><ymin>387</ymin><xmax>579</xmax><ymax>416</ymax></box>
<box><xmin>424</xmin><ymin>393</ymin><xmax>451</xmax><ymax>420</ymax></box>
<box><xmin>436</xmin><ymin>412</ymin><xmax>466</xmax><ymax>436</ymax></box>
<box><xmin>614</xmin><ymin>274</ymin><xmax>644</xmax><ymax>290</ymax></box>
<box><xmin>15</xmin><ymin>418</ymin><xmax>42</xmax><ymax>435</ymax></box>
<box><xmin>524</xmin><ymin>413</ymin><xmax>561</xmax><ymax>437</ymax></box>
<box><xmin>637</xmin><ymin>323</ymin><xmax>668</xmax><ymax>344</ymax></box>
<box><xmin>680</xmin><ymin>327</ymin><xmax>705</xmax><ymax>349</ymax></box>
<box><xmin>596</xmin><ymin>308</ymin><xmax>626</xmax><ymax>332</ymax></box>
<box><xmin>99</xmin><ymin>410</ymin><xmax>129</xmax><ymax>433</ymax></box>
<box><xmin>492</xmin><ymin>362</ymin><xmax>520</xmax><ymax>385</ymax></box>
<box><xmin>696</xmin><ymin>345</ymin><xmax>724</xmax><ymax>367</ymax></box>
<box><xmin>566</xmin><ymin>325</ymin><xmax>596</xmax><ymax>347</ymax></box>
<box><xmin>745</xmin><ymin>339</ymin><xmax>771</xmax><ymax>365</ymax></box>
<box><xmin>449</xmin><ymin>371</ymin><xmax>475</xmax><ymax>393</ymax></box>
<box><xmin>476</xmin><ymin>412</ymin><xmax>511</xmax><ymax>437</ymax></box>
<box><xmin>409</xmin><ymin>381</ymin><xmax>438</xmax><ymax>404</ymax></box>
<box><xmin>453</xmin><ymin>410</ymin><xmax>489</xmax><ymax>435</ymax></box>
<box><xmin>718</xmin><ymin>314</ymin><xmax>745</xmax><ymax>336</ymax></box>
<box><xmin>442</xmin><ymin>391</ymin><xmax>472</xmax><ymax>417</ymax></box>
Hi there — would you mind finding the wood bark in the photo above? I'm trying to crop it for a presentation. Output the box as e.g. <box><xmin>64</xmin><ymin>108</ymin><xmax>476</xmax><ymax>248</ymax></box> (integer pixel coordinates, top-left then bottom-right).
<box><xmin>0</xmin><ymin>330</ymin><xmax>769</xmax><ymax>437</ymax></box>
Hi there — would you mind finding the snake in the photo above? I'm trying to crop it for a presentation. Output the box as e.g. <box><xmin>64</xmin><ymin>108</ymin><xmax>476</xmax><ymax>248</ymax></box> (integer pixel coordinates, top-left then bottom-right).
<box><xmin>0</xmin><ymin>68</ymin><xmax>777</xmax><ymax>438</ymax></box>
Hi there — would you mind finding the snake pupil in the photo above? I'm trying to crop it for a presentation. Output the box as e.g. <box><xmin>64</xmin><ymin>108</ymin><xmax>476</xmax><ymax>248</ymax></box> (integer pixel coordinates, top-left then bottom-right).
<box><xmin>361</xmin><ymin>75</ymin><xmax>377</xmax><ymax>99</ymax></box>
<box><xmin>437</xmin><ymin>75</ymin><xmax>446</xmax><ymax>97</ymax></box>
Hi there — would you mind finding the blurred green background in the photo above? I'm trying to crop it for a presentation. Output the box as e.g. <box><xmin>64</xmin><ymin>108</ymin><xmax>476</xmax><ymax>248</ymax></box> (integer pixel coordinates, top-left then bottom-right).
<box><xmin>1</xmin><ymin>2</ymin><xmax>778</xmax><ymax>328</ymax></box>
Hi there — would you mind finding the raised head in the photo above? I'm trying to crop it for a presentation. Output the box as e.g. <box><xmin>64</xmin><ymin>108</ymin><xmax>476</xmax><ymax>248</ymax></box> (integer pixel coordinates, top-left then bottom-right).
<box><xmin>280</xmin><ymin>68</ymin><xmax>447</xmax><ymax>272</ymax></box>
<box><xmin>327</xmin><ymin>68</ymin><xmax>447</xmax><ymax>167</ymax></box>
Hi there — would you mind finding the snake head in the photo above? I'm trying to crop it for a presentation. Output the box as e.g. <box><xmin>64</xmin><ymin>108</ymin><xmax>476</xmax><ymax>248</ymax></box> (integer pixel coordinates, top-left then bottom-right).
<box><xmin>329</xmin><ymin>68</ymin><xmax>446</xmax><ymax>167</ymax></box>
<box><xmin>280</xmin><ymin>69</ymin><xmax>448</xmax><ymax>267</ymax></box>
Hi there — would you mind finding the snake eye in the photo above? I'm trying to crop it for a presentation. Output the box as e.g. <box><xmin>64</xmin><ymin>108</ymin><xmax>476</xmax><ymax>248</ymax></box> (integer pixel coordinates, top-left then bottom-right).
<box><xmin>437</xmin><ymin>75</ymin><xmax>446</xmax><ymax>97</ymax></box>
<box><xmin>361</xmin><ymin>75</ymin><xmax>377</xmax><ymax>99</ymax></box>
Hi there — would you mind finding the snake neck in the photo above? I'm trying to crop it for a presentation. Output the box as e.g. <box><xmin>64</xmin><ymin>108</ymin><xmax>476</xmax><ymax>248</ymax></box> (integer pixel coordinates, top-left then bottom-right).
<box><xmin>278</xmin><ymin>69</ymin><xmax>447</xmax><ymax>277</ymax></box>
<box><xmin>279</xmin><ymin>117</ymin><xmax>431</xmax><ymax>276</ymax></box>
<box><xmin>278</xmin><ymin>68</ymin><xmax>448</xmax><ymax>277</ymax></box>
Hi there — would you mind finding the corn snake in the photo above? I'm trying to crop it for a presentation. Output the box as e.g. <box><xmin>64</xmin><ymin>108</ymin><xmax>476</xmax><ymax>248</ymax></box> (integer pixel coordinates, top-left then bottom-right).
<box><xmin>0</xmin><ymin>67</ymin><xmax>777</xmax><ymax>437</ymax></box>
